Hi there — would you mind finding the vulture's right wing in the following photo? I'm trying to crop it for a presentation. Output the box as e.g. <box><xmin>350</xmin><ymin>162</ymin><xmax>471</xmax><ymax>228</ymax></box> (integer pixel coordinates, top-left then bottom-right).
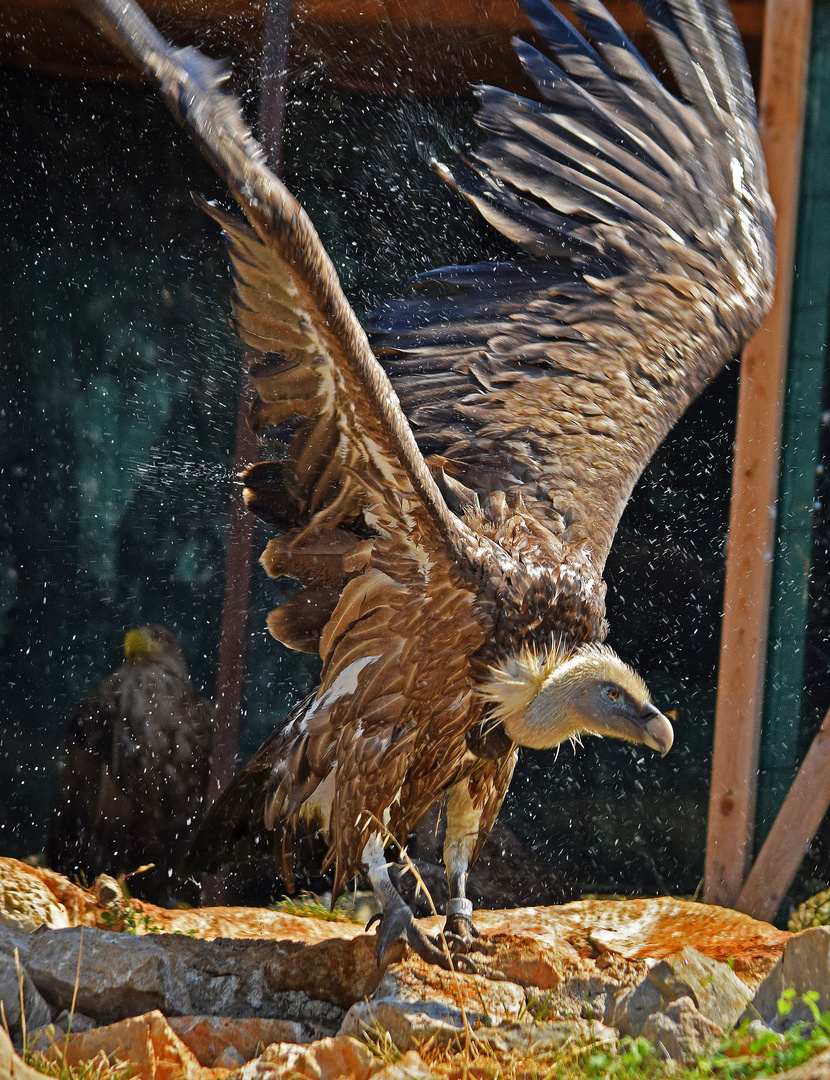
<box><xmin>82</xmin><ymin>0</ymin><xmax>485</xmax><ymax>586</ymax></box>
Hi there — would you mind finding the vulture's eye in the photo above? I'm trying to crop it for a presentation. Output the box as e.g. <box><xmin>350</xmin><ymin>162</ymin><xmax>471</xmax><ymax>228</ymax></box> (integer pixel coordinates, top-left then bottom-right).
<box><xmin>604</xmin><ymin>685</ymin><xmax>621</xmax><ymax>702</ymax></box>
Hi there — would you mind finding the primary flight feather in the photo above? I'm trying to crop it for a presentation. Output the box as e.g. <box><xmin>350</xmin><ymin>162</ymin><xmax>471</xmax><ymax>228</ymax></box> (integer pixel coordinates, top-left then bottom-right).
<box><xmin>83</xmin><ymin>0</ymin><xmax>773</xmax><ymax>968</ymax></box>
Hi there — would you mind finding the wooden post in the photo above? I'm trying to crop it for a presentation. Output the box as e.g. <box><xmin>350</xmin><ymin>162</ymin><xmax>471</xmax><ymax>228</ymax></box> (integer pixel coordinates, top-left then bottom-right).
<box><xmin>703</xmin><ymin>0</ymin><xmax>813</xmax><ymax>908</ymax></box>
<box><xmin>737</xmin><ymin>706</ymin><xmax>830</xmax><ymax>923</ymax></box>
<box><xmin>206</xmin><ymin>0</ymin><xmax>292</xmax><ymax>807</ymax></box>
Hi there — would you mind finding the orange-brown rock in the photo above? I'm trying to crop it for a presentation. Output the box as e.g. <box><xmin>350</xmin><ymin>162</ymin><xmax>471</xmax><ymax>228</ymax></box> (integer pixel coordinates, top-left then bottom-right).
<box><xmin>371</xmin><ymin>1050</ymin><xmax>434</xmax><ymax>1080</ymax></box>
<box><xmin>48</xmin><ymin>1011</ymin><xmax>213</xmax><ymax>1080</ymax></box>
<box><xmin>167</xmin><ymin>1016</ymin><xmax>318</xmax><ymax>1067</ymax></box>
<box><xmin>0</xmin><ymin>1023</ymin><xmax>56</xmax><ymax>1080</ymax></box>
<box><xmin>225</xmin><ymin>1036</ymin><xmax>379</xmax><ymax>1080</ymax></box>
<box><xmin>438</xmin><ymin>897</ymin><xmax>788</xmax><ymax>987</ymax></box>
<box><xmin>0</xmin><ymin>860</ymin><xmax>72</xmax><ymax>931</ymax></box>
<box><xmin>476</xmin><ymin>932</ymin><xmax>575</xmax><ymax>991</ymax></box>
<box><xmin>265</xmin><ymin>934</ymin><xmax>386</xmax><ymax>1008</ymax></box>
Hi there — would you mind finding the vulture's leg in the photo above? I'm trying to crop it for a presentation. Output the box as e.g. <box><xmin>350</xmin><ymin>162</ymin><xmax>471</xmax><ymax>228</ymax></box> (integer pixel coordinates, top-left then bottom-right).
<box><xmin>442</xmin><ymin>780</ymin><xmax>482</xmax><ymax>951</ymax></box>
<box><xmin>364</xmin><ymin>833</ymin><xmax>462</xmax><ymax>970</ymax></box>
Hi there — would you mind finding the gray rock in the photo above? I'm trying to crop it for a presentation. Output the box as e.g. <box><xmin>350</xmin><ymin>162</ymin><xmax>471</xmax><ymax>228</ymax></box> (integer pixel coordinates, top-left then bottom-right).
<box><xmin>214</xmin><ymin>1046</ymin><xmax>247</xmax><ymax>1070</ymax></box>
<box><xmin>750</xmin><ymin>928</ymin><xmax>830</xmax><ymax>1029</ymax></box>
<box><xmin>647</xmin><ymin>946</ymin><xmax>751</xmax><ymax>1030</ymax></box>
<box><xmin>611</xmin><ymin>947</ymin><xmax>750</xmax><ymax>1038</ymax></box>
<box><xmin>53</xmin><ymin>1009</ymin><xmax>98</xmax><ymax>1033</ymax></box>
<box><xmin>262</xmin><ymin>990</ymin><xmax>345</xmax><ymax>1030</ymax></box>
<box><xmin>0</xmin><ymin>923</ymin><xmax>35</xmax><ymax>966</ymax></box>
<box><xmin>525</xmin><ymin>954</ymin><xmax>649</xmax><ymax>1026</ymax></box>
<box><xmin>0</xmin><ymin>950</ymin><xmax>54</xmax><ymax>1038</ymax></box>
<box><xmin>640</xmin><ymin>996</ymin><xmax>724</xmax><ymax>1065</ymax></box>
<box><xmin>609</xmin><ymin>980</ymin><xmax>664</xmax><ymax>1036</ymax></box>
<box><xmin>23</xmin><ymin>926</ymin><xmax>341</xmax><ymax>1027</ymax></box>
<box><xmin>473</xmin><ymin>1018</ymin><xmax>617</xmax><ymax>1057</ymax></box>
<box><xmin>340</xmin><ymin>965</ymin><xmax>526</xmax><ymax>1050</ymax></box>
<box><xmin>26</xmin><ymin>1023</ymin><xmax>65</xmax><ymax>1055</ymax></box>
<box><xmin>26</xmin><ymin>928</ymin><xmax>190</xmax><ymax>1021</ymax></box>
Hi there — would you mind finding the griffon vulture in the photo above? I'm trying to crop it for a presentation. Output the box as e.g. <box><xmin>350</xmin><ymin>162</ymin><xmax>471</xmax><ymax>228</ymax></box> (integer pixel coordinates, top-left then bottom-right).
<box><xmin>83</xmin><ymin>0</ymin><xmax>773</xmax><ymax>966</ymax></box>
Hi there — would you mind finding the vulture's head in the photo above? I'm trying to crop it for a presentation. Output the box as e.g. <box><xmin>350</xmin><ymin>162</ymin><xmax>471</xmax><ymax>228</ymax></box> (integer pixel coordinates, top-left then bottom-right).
<box><xmin>482</xmin><ymin>643</ymin><xmax>673</xmax><ymax>756</ymax></box>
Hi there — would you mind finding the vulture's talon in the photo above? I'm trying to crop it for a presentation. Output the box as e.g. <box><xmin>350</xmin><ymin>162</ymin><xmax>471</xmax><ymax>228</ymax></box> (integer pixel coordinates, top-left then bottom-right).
<box><xmin>371</xmin><ymin>905</ymin><xmax>455</xmax><ymax>970</ymax></box>
<box><xmin>365</xmin><ymin>911</ymin><xmax>383</xmax><ymax>933</ymax></box>
<box><xmin>445</xmin><ymin>912</ymin><xmax>481</xmax><ymax>947</ymax></box>
<box><xmin>442</xmin><ymin>931</ymin><xmax>470</xmax><ymax>954</ymax></box>
<box><xmin>455</xmin><ymin>955</ymin><xmax>508</xmax><ymax>980</ymax></box>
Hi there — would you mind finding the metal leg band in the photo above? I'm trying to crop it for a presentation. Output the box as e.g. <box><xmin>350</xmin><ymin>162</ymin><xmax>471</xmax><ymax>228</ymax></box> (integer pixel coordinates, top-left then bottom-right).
<box><xmin>446</xmin><ymin>898</ymin><xmax>474</xmax><ymax>918</ymax></box>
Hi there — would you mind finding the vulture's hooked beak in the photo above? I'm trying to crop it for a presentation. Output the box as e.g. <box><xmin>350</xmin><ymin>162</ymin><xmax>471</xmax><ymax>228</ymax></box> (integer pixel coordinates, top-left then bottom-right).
<box><xmin>638</xmin><ymin>702</ymin><xmax>674</xmax><ymax>757</ymax></box>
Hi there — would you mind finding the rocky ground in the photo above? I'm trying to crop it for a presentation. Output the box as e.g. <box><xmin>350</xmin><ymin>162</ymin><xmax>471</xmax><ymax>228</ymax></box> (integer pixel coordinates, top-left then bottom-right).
<box><xmin>3</xmin><ymin>857</ymin><xmax>830</xmax><ymax>1079</ymax></box>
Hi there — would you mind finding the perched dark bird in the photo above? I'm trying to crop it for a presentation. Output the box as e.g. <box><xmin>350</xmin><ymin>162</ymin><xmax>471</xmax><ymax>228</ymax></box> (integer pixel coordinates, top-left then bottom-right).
<box><xmin>47</xmin><ymin>625</ymin><xmax>214</xmax><ymax>905</ymax></box>
<box><xmin>83</xmin><ymin>0</ymin><xmax>773</xmax><ymax>966</ymax></box>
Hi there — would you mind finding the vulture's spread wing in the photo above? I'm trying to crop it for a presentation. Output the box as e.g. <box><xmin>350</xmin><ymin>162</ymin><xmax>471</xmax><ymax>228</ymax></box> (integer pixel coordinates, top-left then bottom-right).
<box><xmin>84</xmin><ymin>0</ymin><xmax>482</xmax><ymax>582</ymax></box>
<box><xmin>372</xmin><ymin>0</ymin><xmax>774</xmax><ymax>569</ymax></box>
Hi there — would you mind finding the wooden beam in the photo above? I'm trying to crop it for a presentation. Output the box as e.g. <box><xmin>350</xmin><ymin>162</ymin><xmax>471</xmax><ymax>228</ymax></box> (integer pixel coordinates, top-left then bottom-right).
<box><xmin>737</xmin><ymin>706</ymin><xmax>830</xmax><ymax>923</ymax></box>
<box><xmin>21</xmin><ymin>0</ymin><xmax>764</xmax><ymax>37</ymax></box>
<box><xmin>704</xmin><ymin>0</ymin><xmax>812</xmax><ymax>908</ymax></box>
<box><xmin>0</xmin><ymin>0</ymin><xmax>765</xmax><ymax>94</ymax></box>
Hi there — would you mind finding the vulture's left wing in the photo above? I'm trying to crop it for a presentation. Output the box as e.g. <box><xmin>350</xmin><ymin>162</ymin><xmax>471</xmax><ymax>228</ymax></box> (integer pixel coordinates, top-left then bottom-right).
<box><xmin>373</xmin><ymin>0</ymin><xmax>775</xmax><ymax>570</ymax></box>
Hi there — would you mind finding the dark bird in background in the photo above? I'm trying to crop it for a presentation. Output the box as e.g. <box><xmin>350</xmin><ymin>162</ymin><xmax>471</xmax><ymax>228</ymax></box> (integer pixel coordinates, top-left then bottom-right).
<box><xmin>84</xmin><ymin>0</ymin><xmax>773</xmax><ymax>968</ymax></box>
<box><xmin>47</xmin><ymin>625</ymin><xmax>214</xmax><ymax>905</ymax></box>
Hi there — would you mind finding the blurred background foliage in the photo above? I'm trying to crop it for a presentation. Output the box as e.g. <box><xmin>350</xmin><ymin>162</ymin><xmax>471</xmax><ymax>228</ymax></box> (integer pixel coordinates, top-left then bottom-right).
<box><xmin>0</xmin><ymin>42</ymin><xmax>825</xmax><ymax>909</ymax></box>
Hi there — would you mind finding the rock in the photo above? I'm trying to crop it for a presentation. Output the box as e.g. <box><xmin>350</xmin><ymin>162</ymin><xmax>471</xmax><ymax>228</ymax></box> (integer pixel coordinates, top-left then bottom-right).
<box><xmin>472</xmin><ymin>1019</ymin><xmax>617</xmax><ymax>1058</ymax></box>
<box><xmin>750</xmin><ymin>927</ymin><xmax>830</xmax><ymax>1029</ymax></box>
<box><xmin>26</xmin><ymin>928</ymin><xmax>189</xmax><ymax>1021</ymax></box>
<box><xmin>0</xmin><ymin>861</ymin><xmax>71</xmax><ymax>932</ymax></box>
<box><xmin>0</xmin><ymin>949</ymin><xmax>54</xmax><ymax>1038</ymax></box>
<box><xmin>371</xmin><ymin>1050</ymin><xmax>433</xmax><ymax>1080</ymax></box>
<box><xmin>475</xmin><ymin>934</ymin><xmax>572</xmax><ymax>991</ymax></box>
<box><xmin>0</xmin><ymin>1023</ymin><xmax>57</xmax><ymax>1080</ymax></box>
<box><xmin>523</xmin><ymin>949</ymin><xmax>648</xmax><ymax>1025</ymax></box>
<box><xmin>216</xmin><ymin>1047</ymin><xmax>247</xmax><ymax>1069</ymax></box>
<box><xmin>646</xmin><ymin>946</ymin><xmax>752</xmax><ymax>1030</ymax></box>
<box><xmin>340</xmin><ymin>960</ymin><xmax>526</xmax><ymax>1050</ymax></box>
<box><xmin>23</xmin><ymin>927</ymin><xmax>339</xmax><ymax>1027</ymax></box>
<box><xmin>265</xmin><ymin>935</ymin><xmax>385</xmax><ymax>1008</ymax></box>
<box><xmin>229</xmin><ymin>1036</ymin><xmax>378</xmax><ymax>1080</ymax></box>
<box><xmin>53</xmin><ymin>1009</ymin><xmax>98</xmax><ymax>1033</ymax></box>
<box><xmin>457</xmin><ymin>895</ymin><xmax>787</xmax><ymax>988</ymax></box>
<box><xmin>26</xmin><ymin>1024</ymin><xmax>65</xmax><ymax>1055</ymax></box>
<box><xmin>93</xmin><ymin>875</ymin><xmax>123</xmax><ymax>907</ymax></box>
<box><xmin>791</xmin><ymin>892</ymin><xmax>830</xmax><ymax>934</ymax></box>
<box><xmin>640</xmin><ymin>996</ymin><xmax>724</xmax><ymax>1065</ymax></box>
<box><xmin>49</xmin><ymin>1010</ymin><xmax>210</xmax><ymax>1080</ymax></box>
<box><xmin>611</xmin><ymin>946</ymin><xmax>750</xmax><ymax>1039</ymax></box>
<box><xmin>609</xmin><ymin>978</ymin><xmax>661</xmax><ymax>1036</ymax></box>
<box><xmin>168</xmin><ymin>1016</ymin><xmax>321</xmax><ymax>1066</ymax></box>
